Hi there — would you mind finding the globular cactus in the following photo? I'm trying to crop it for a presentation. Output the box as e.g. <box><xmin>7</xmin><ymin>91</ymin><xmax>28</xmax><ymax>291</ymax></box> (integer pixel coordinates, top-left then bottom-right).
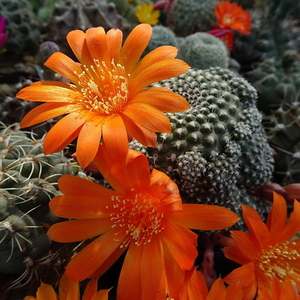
<box><xmin>264</xmin><ymin>104</ymin><xmax>300</xmax><ymax>186</ymax></box>
<box><xmin>0</xmin><ymin>0</ymin><xmax>42</xmax><ymax>59</ymax></box>
<box><xmin>177</xmin><ymin>32</ymin><xmax>230</xmax><ymax>70</ymax></box>
<box><xmin>246</xmin><ymin>50</ymin><xmax>300</xmax><ymax>114</ymax></box>
<box><xmin>130</xmin><ymin>67</ymin><xmax>274</xmax><ymax>226</ymax></box>
<box><xmin>46</xmin><ymin>0</ymin><xmax>130</xmax><ymax>58</ymax></box>
<box><xmin>0</xmin><ymin>123</ymin><xmax>88</xmax><ymax>298</ymax></box>
<box><xmin>169</xmin><ymin>0</ymin><xmax>218</xmax><ymax>37</ymax></box>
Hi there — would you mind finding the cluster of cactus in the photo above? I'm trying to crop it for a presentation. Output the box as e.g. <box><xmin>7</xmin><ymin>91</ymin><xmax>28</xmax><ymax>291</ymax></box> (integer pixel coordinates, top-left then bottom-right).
<box><xmin>0</xmin><ymin>0</ymin><xmax>43</xmax><ymax>59</ymax></box>
<box><xmin>0</xmin><ymin>123</ymin><xmax>87</xmax><ymax>299</ymax></box>
<box><xmin>46</xmin><ymin>0</ymin><xmax>130</xmax><ymax>58</ymax></box>
<box><xmin>130</xmin><ymin>67</ymin><xmax>274</xmax><ymax>227</ymax></box>
<box><xmin>168</xmin><ymin>0</ymin><xmax>218</xmax><ymax>37</ymax></box>
<box><xmin>246</xmin><ymin>49</ymin><xmax>300</xmax><ymax>114</ymax></box>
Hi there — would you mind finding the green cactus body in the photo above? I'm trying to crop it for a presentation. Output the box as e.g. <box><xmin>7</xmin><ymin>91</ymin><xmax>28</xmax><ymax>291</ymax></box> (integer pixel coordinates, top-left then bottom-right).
<box><xmin>130</xmin><ymin>68</ymin><xmax>274</xmax><ymax>226</ymax></box>
<box><xmin>0</xmin><ymin>123</ymin><xmax>87</xmax><ymax>283</ymax></box>
<box><xmin>0</xmin><ymin>0</ymin><xmax>42</xmax><ymax>58</ymax></box>
<box><xmin>177</xmin><ymin>32</ymin><xmax>230</xmax><ymax>70</ymax></box>
<box><xmin>246</xmin><ymin>50</ymin><xmax>300</xmax><ymax>114</ymax></box>
<box><xmin>169</xmin><ymin>0</ymin><xmax>218</xmax><ymax>37</ymax></box>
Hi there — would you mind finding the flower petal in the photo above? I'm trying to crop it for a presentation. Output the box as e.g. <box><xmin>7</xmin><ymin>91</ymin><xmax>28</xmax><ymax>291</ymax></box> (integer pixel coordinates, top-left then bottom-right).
<box><xmin>44</xmin><ymin>52</ymin><xmax>83</xmax><ymax>84</ymax></box>
<box><xmin>36</xmin><ymin>282</ymin><xmax>57</xmax><ymax>300</ymax></box>
<box><xmin>223</xmin><ymin>244</ymin><xmax>252</xmax><ymax>265</ymax></box>
<box><xmin>48</xmin><ymin>219</ymin><xmax>111</xmax><ymax>242</ymax></box>
<box><xmin>281</xmin><ymin>200</ymin><xmax>300</xmax><ymax>240</ymax></box>
<box><xmin>106</xmin><ymin>28</ymin><xmax>123</xmax><ymax>62</ymax></box>
<box><xmin>66</xmin><ymin>229</ymin><xmax>126</xmax><ymax>281</ymax></box>
<box><xmin>160</xmin><ymin>220</ymin><xmax>197</xmax><ymax>271</ymax></box>
<box><xmin>207</xmin><ymin>278</ymin><xmax>226</xmax><ymax>300</ymax></box>
<box><xmin>223</xmin><ymin>263</ymin><xmax>256</xmax><ymax>287</ymax></box>
<box><xmin>130</xmin><ymin>87</ymin><xmax>190</xmax><ymax>113</ymax></box>
<box><xmin>76</xmin><ymin>117</ymin><xmax>105</xmax><ymax>168</ymax></box>
<box><xmin>119</xmin><ymin>23</ymin><xmax>152</xmax><ymax>73</ymax></box>
<box><xmin>168</xmin><ymin>204</ymin><xmax>239</xmax><ymax>231</ymax></box>
<box><xmin>16</xmin><ymin>83</ymin><xmax>81</xmax><ymax>103</ymax></box>
<box><xmin>102</xmin><ymin>114</ymin><xmax>129</xmax><ymax>161</ymax></box>
<box><xmin>20</xmin><ymin>102</ymin><xmax>74</xmax><ymax>128</ymax></box>
<box><xmin>59</xmin><ymin>272</ymin><xmax>80</xmax><ymax>300</ymax></box>
<box><xmin>43</xmin><ymin>113</ymin><xmax>86</xmax><ymax>154</ymax></box>
<box><xmin>129</xmin><ymin>59</ymin><xmax>190</xmax><ymax>96</ymax></box>
<box><xmin>123</xmin><ymin>103</ymin><xmax>171</xmax><ymax>134</ymax></box>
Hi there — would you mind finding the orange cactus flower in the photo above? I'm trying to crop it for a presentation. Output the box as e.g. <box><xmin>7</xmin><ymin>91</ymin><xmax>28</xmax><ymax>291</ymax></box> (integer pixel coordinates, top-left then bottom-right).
<box><xmin>223</xmin><ymin>192</ymin><xmax>300</xmax><ymax>300</ymax></box>
<box><xmin>179</xmin><ymin>267</ymin><xmax>243</xmax><ymax>300</ymax></box>
<box><xmin>215</xmin><ymin>1</ymin><xmax>252</xmax><ymax>34</ymax></box>
<box><xmin>47</xmin><ymin>147</ymin><xmax>239</xmax><ymax>300</ymax></box>
<box><xmin>16</xmin><ymin>24</ymin><xmax>190</xmax><ymax>168</ymax></box>
<box><xmin>257</xmin><ymin>276</ymin><xmax>300</xmax><ymax>300</ymax></box>
<box><xmin>23</xmin><ymin>273</ymin><xmax>110</xmax><ymax>300</ymax></box>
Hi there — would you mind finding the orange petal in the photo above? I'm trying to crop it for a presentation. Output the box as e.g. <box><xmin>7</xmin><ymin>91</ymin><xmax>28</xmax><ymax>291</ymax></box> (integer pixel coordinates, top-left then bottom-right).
<box><xmin>20</xmin><ymin>102</ymin><xmax>74</xmax><ymax>128</ymax></box>
<box><xmin>223</xmin><ymin>244</ymin><xmax>252</xmax><ymax>265</ymax></box>
<box><xmin>129</xmin><ymin>59</ymin><xmax>190</xmax><ymax>96</ymax></box>
<box><xmin>67</xmin><ymin>29</ymin><xmax>94</xmax><ymax>67</ymax></box>
<box><xmin>241</xmin><ymin>205</ymin><xmax>270</xmax><ymax>248</ymax></box>
<box><xmin>59</xmin><ymin>272</ymin><xmax>80</xmax><ymax>300</ymax></box>
<box><xmin>36</xmin><ymin>282</ymin><xmax>57</xmax><ymax>300</ymax></box>
<box><xmin>102</xmin><ymin>114</ymin><xmax>129</xmax><ymax>161</ymax></box>
<box><xmin>121</xmin><ymin>112</ymin><xmax>157</xmax><ymax>146</ymax></box>
<box><xmin>160</xmin><ymin>221</ymin><xmax>197</xmax><ymax>271</ymax></box>
<box><xmin>139</xmin><ymin>237</ymin><xmax>165</xmax><ymax>300</ymax></box>
<box><xmin>225</xmin><ymin>283</ymin><xmax>244</xmax><ymax>300</ymax></box>
<box><xmin>267</xmin><ymin>192</ymin><xmax>288</xmax><ymax>242</ymax></box>
<box><xmin>226</xmin><ymin>231</ymin><xmax>258</xmax><ymax>261</ymax></box>
<box><xmin>130</xmin><ymin>88</ymin><xmax>190</xmax><ymax>113</ymax></box>
<box><xmin>43</xmin><ymin>113</ymin><xmax>86</xmax><ymax>154</ymax></box>
<box><xmin>131</xmin><ymin>46</ymin><xmax>178</xmax><ymax>78</ymax></box>
<box><xmin>106</xmin><ymin>28</ymin><xmax>123</xmax><ymax>63</ymax></box>
<box><xmin>91</xmin><ymin>289</ymin><xmax>111</xmax><ymax>300</ymax></box>
<box><xmin>16</xmin><ymin>83</ymin><xmax>81</xmax><ymax>103</ymax></box>
<box><xmin>76</xmin><ymin>117</ymin><xmax>105</xmax><ymax>168</ymax></box>
<box><xmin>44</xmin><ymin>52</ymin><xmax>83</xmax><ymax>84</ymax></box>
<box><xmin>117</xmin><ymin>244</ymin><xmax>143</xmax><ymax>300</ymax></box>
<box><xmin>207</xmin><ymin>278</ymin><xmax>226</xmax><ymax>300</ymax></box>
<box><xmin>48</xmin><ymin>219</ymin><xmax>111</xmax><ymax>242</ymax></box>
<box><xmin>223</xmin><ymin>263</ymin><xmax>256</xmax><ymax>287</ymax></box>
<box><xmin>86</xmin><ymin>27</ymin><xmax>110</xmax><ymax>67</ymax></box>
<box><xmin>119</xmin><ymin>23</ymin><xmax>152</xmax><ymax>73</ymax></box>
<box><xmin>82</xmin><ymin>278</ymin><xmax>98</xmax><ymax>300</ymax></box>
<box><xmin>123</xmin><ymin>103</ymin><xmax>171</xmax><ymax>134</ymax></box>
<box><xmin>282</xmin><ymin>199</ymin><xmax>300</xmax><ymax>240</ymax></box>
<box><xmin>168</xmin><ymin>204</ymin><xmax>240</xmax><ymax>231</ymax></box>
<box><xmin>66</xmin><ymin>229</ymin><xmax>126</xmax><ymax>281</ymax></box>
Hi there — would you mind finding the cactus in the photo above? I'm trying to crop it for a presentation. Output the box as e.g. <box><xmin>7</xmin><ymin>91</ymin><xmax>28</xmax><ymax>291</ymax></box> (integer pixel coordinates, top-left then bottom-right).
<box><xmin>177</xmin><ymin>32</ymin><xmax>230</xmax><ymax>70</ymax></box>
<box><xmin>169</xmin><ymin>0</ymin><xmax>218</xmax><ymax>37</ymax></box>
<box><xmin>0</xmin><ymin>123</ymin><xmax>88</xmax><ymax>298</ymax></box>
<box><xmin>130</xmin><ymin>67</ymin><xmax>274</xmax><ymax>227</ymax></box>
<box><xmin>246</xmin><ymin>50</ymin><xmax>300</xmax><ymax>114</ymax></box>
<box><xmin>264</xmin><ymin>105</ymin><xmax>300</xmax><ymax>186</ymax></box>
<box><xmin>46</xmin><ymin>0</ymin><xmax>130</xmax><ymax>58</ymax></box>
<box><xmin>0</xmin><ymin>0</ymin><xmax>42</xmax><ymax>59</ymax></box>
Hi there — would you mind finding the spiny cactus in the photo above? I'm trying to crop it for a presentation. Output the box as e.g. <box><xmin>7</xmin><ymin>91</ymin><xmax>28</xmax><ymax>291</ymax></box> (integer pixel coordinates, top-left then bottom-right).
<box><xmin>130</xmin><ymin>67</ymin><xmax>274</xmax><ymax>227</ymax></box>
<box><xmin>169</xmin><ymin>0</ymin><xmax>218</xmax><ymax>37</ymax></box>
<box><xmin>246</xmin><ymin>50</ymin><xmax>300</xmax><ymax>114</ymax></box>
<box><xmin>177</xmin><ymin>32</ymin><xmax>230</xmax><ymax>70</ymax></box>
<box><xmin>264</xmin><ymin>104</ymin><xmax>300</xmax><ymax>186</ymax></box>
<box><xmin>0</xmin><ymin>0</ymin><xmax>42</xmax><ymax>59</ymax></box>
<box><xmin>0</xmin><ymin>123</ymin><xmax>88</xmax><ymax>298</ymax></box>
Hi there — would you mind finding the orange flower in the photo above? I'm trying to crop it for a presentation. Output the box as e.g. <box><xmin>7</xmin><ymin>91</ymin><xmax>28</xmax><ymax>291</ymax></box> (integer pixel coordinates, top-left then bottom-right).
<box><xmin>215</xmin><ymin>1</ymin><xmax>251</xmax><ymax>34</ymax></box>
<box><xmin>16</xmin><ymin>24</ymin><xmax>190</xmax><ymax>168</ymax></box>
<box><xmin>257</xmin><ymin>276</ymin><xmax>300</xmax><ymax>300</ymax></box>
<box><xmin>223</xmin><ymin>192</ymin><xmax>300</xmax><ymax>300</ymax></box>
<box><xmin>23</xmin><ymin>273</ymin><xmax>110</xmax><ymax>300</ymax></box>
<box><xmin>47</xmin><ymin>147</ymin><xmax>239</xmax><ymax>300</ymax></box>
<box><xmin>179</xmin><ymin>267</ymin><xmax>243</xmax><ymax>300</ymax></box>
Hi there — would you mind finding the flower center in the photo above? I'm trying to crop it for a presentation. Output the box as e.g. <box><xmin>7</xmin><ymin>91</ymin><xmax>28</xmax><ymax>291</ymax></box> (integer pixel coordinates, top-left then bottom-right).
<box><xmin>109</xmin><ymin>191</ymin><xmax>165</xmax><ymax>247</ymax></box>
<box><xmin>74</xmin><ymin>59</ymin><xmax>129</xmax><ymax>115</ymax></box>
<box><xmin>222</xmin><ymin>13</ymin><xmax>234</xmax><ymax>25</ymax></box>
<box><xmin>255</xmin><ymin>241</ymin><xmax>300</xmax><ymax>285</ymax></box>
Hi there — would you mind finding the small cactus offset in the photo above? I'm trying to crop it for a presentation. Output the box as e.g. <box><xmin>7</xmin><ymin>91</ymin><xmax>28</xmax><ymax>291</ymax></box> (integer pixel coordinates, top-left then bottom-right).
<box><xmin>130</xmin><ymin>67</ymin><xmax>274</xmax><ymax>227</ymax></box>
<box><xmin>0</xmin><ymin>123</ymin><xmax>89</xmax><ymax>298</ymax></box>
